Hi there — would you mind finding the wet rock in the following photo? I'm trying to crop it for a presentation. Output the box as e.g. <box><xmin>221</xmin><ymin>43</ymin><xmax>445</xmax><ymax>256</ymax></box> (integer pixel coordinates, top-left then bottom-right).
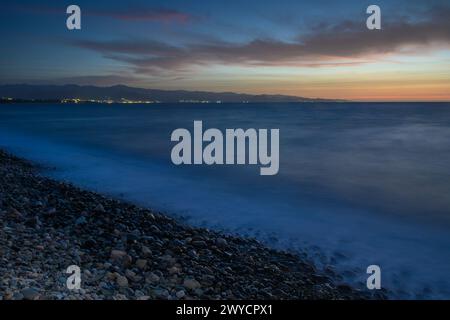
<box><xmin>8</xmin><ymin>208</ymin><xmax>23</xmax><ymax>219</ymax></box>
<box><xmin>136</xmin><ymin>259</ymin><xmax>147</xmax><ymax>270</ymax></box>
<box><xmin>183</xmin><ymin>278</ymin><xmax>201</xmax><ymax>290</ymax></box>
<box><xmin>161</xmin><ymin>254</ymin><xmax>176</xmax><ymax>265</ymax></box>
<box><xmin>110</xmin><ymin>250</ymin><xmax>127</xmax><ymax>260</ymax></box>
<box><xmin>216</xmin><ymin>238</ymin><xmax>228</xmax><ymax>247</ymax></box>
<box><xmin>25</xmin><ymin>216</ymin><xmax>41</xmax><ymax>228</ymax></box>
<box><xmin>125</xmin><ymin>269</ymin><xmax>141</xmax><ymax>282</ymax></box>
<box><xmin>82</xmin><ymin>239</ymin><xmax>96</xmax><ymax>249</ymax></box>
<box><xmin>21</xmin><ymin>288</ymin><xmax>40</xmax><ymax>300</ymax></box>
<box><xmin>13</xmin><ymin>292</ymin><xmax>24</xmax><ymax>300</ymax></box>
<box><xmin>145</xmin><ymin>273</ymin><xmax>160</xmax><ymax>284</ymax></box>
<box><xmin>95</xmin><ymin>204</ymin><xmax>105</xmax><ymax>213</ymax></box>
<box><xmin>75</xmin><ymin>216</ymin><xmax>87</xmax><ymax>226</ymax></box>
<box><xmin>141</xmin><ymin>246</ymin><xmax>152</xmax><ymax>257</ymax></box>
<box><xmin>168</xmin><ymin>266</ymin><xmax>181</xmax><ymax>274</ymax></box>
<box><xmin>116</xmin><ymin>275</ymin><xmax>129</xmax><ymax>287</ymax></box>
<box><xmin>46</xmin><ymin>207</ymin><xmax>56</xmax><ymax>215</ymax></box>
<box><xmin>105</xmin><ymin>272</ymin><xmax>116</xmax><ymax>281</ymax></box>
<box><xmin>176</xmin><ymin>290</ymin><xmax>186</xmax><ymax>299</ymax></box>
<box><xmin>150</xmin><ymin>225</ymin><xmax>160</xmax><ymax>233</ymax></box>
<box><xmin>153</xmin><ymin>288</ymin><xmax>169</xmax><ymax>299</ymax></box>
<box><xmin>192</xmin><ymin>240</ymin><xmax>207</xmax><ymax>248</ymax></box>
<box><xmin>110</xmin><ymin>250</ymin><xmax>132</xmax><ymax>267</ymax></box>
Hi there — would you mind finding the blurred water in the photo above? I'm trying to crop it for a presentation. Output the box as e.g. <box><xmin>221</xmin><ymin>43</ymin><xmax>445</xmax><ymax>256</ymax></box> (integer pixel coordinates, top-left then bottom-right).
<box><xmin>1</xmin><ymin>102</ymin><xmax>449</xmax><ymax>298</ymax></box>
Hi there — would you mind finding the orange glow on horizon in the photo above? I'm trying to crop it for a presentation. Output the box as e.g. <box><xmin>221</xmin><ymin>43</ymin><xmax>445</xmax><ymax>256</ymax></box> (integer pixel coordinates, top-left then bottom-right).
<box><xmin>144</xmin><ymin>52</ymin><xmax>450</xmax><ymax>102</ymax></box>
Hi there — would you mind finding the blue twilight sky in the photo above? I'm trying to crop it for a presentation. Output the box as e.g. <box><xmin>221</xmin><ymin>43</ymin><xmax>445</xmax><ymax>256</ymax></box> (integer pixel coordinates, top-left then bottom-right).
<box><xmin>1</xmin><ymin>0</ymin><xmax>449</xmax><ymax>100</ymax></box>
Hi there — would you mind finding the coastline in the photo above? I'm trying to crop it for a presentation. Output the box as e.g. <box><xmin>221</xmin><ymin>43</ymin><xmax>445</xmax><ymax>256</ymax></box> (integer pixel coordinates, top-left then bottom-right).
<box><xmin>0</xmin><ymin>149</ymin><xmax>376</xmax><ymax>300</ymax></box>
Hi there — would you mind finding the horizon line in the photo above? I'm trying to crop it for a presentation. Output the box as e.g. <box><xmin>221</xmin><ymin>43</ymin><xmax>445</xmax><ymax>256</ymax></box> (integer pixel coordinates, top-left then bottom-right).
<box><xmin>1</xmin><ymin>83</ymin><xmax>449</xmax><ymax>103</ymax></box>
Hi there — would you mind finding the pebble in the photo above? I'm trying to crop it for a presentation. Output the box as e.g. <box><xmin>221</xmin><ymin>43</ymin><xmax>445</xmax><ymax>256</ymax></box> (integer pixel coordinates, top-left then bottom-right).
<box><xmin>176</xmin><ymin>290</ymin><xmax>186</xmax><ymax>299</ymax></box>
<box><xmin>183</xmin><ymin>278</ymin><xmax>201</xmax><ymax>290</ymax></box>
<box><xmin>192</xmin><ymin>240</ymin><xmax>207</xmax><ymax>248</ymax></box>
<box><xmin>95</xmin><ymin>204</ymin><xmax>105</xmax><ymax>213</ymax></box>
<box><xmin>75</xmin><ymin>216</ymin><xmax>87</xmax><ymax>225</ymax></box>
<box><xmin>116</xmin><ymin>275</ymin><xmax>129</xmax><ymax>287</ymax></box>
<box><xmin>141</xmin><ymin>246</ymin><xmax>152</xmax><ymax>257</ymax></box>
<box><xmin>145</xmin><ymin>273</ymin><xmax>160</xmax><ymax>284</ymax></box>
<box><xmin>21</xmin><ymin>288</ymin><xmax>40</xmax><ymax>300</ymax></box>
<box><xmin>136</xmin><ymin>259</ymin><xmax>147</xmax><ymax>270</ymax></box>
<box><xmin>216</xmin><ymin>238</ymin><xmax>228</xmax><ymax>247</ymax></box>
<box><xmin>110</xmin><ymin>250</ymin><xmax>127</xmax><ymax>260</ymax></box>
<box><xmin>168</xmin><ymin>266</ymin><xmax>181</xmax><ymax>274</ymax></box>
<box><xmin>153</xmin><ymin>288</ymin><xmax>169</xmax><ymax>299</ymax></box>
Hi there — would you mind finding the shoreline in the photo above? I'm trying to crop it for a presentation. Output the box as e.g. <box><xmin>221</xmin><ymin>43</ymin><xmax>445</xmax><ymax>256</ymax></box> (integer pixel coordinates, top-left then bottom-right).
<box><xmin>0</xmin><ymin>149</ymin><xmax>378</xmax><ymax>300</ymax></box>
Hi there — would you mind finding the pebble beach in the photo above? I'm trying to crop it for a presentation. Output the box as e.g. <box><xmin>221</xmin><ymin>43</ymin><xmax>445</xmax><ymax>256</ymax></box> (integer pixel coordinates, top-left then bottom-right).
<box><xmin>0</xmin><ymin>149</ymin><xmax>376</xmax><ymax>300</ymax></box>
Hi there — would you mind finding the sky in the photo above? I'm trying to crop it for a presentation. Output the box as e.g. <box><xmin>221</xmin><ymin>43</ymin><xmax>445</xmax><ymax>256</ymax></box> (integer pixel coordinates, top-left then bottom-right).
<box><xmin>0</xmin><ymin>0</ymin><xmax>449</xmax><ymax>101</ymax></box>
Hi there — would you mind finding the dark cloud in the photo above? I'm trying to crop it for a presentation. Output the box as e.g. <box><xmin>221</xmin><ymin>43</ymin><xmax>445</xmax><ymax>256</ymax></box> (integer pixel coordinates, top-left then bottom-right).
<box><xmin>92</xmin><ymin>7</ymin><xmax>192</xmax><ymax>23</ymax></box>
<box><xmin>7</xmin><ymin>3</ymin><xmax>193</xmax><ymax>24</ymax></box>
<box><xmin>72</xmin><ymin>6</ymin><xmax>450</xmax><ymax>73</ymax></box>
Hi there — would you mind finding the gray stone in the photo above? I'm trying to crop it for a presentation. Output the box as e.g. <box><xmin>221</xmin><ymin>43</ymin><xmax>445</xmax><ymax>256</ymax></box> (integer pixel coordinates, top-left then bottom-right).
<box><xmin>95</xmin><ymin>204</ymin><xmax>105</xmax><ymax>212</ymax></box>
<box><xmin>183</xmin><ymin>278</ymin><xmax>201</xmax><ymax>290</ymax></box>
<box><xmin>75</xmin><ymin>216</ymin><xmax>87</xmax><ymax>225</ymax></box>
<box><xmin>21</xmin><ymin>288</ymin><xmax>39</xmax><ymax>300</ymax></box>
<box><xmin>136</xmin><ymin>259</ymin><xmax>147</xmax><ymax>270</ymax></box>
<box><xmin>216</xmin><ymin>238</ymin><xmax>228</xmax><ymax>247</ymax></box>
<box><xmin>116</xmin><ymin>275</ymin><xmax>128</xmax><ymax>287</ymax></box>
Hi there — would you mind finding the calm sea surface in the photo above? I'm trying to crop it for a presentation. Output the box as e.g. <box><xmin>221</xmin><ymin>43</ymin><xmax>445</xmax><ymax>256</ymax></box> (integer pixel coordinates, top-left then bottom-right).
<box><xmin>1</xmin><ymin>102</ymin><xmax>449</xmax><ymax>298</ymax></box>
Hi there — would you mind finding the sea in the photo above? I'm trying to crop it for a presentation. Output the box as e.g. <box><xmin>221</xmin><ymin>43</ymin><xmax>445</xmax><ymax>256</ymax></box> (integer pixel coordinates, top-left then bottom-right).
<box><xmin>1</xmin><ymin>102</ymin><xmax>449</xmax><ymax>298</ymax></box>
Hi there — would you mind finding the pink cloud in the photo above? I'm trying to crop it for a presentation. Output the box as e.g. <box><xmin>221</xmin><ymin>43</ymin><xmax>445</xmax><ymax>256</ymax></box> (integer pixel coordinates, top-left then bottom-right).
<box><xmin>8</xmin><ymin>4</ymin><xmax>193</xmax><ymax>24</ymax></box>
<box><xmin>91</xmin><ymin>7</ymin><xmax>192</xmax><ymax>23</ymax></box>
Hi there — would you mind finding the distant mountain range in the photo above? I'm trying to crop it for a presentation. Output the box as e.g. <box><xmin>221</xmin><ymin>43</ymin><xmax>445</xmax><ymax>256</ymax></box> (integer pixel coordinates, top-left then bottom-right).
<box><xmin>0</xmin><ymin>84</ymin><xmax>344</xmax><ymax>103</ymax></box>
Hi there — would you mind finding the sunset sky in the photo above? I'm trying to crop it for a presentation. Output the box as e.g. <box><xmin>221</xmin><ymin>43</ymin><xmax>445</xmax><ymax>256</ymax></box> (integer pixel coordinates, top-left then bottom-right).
<box><xmin>1</xmin><ymin>0</ymin><xmax>449</xmax><ymax>101</ymax></box>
